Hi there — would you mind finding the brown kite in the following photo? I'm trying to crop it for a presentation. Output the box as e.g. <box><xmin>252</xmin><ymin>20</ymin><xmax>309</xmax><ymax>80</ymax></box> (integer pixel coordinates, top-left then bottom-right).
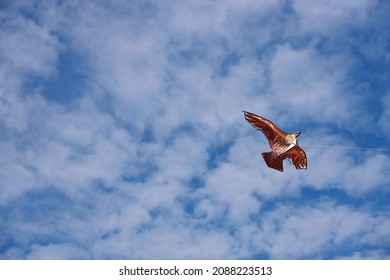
<box><xmin>243</xmin><ymin>111</ymin><xmax>307</xmax><ymax>172</ymax></box>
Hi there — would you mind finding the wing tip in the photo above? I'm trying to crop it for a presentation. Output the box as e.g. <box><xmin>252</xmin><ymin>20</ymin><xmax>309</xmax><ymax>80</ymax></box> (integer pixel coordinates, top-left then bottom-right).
<box><xmin>295</xmin><ymin>164</ymin><xmax>307</xmax><ymax>170</ymax></box>
<box><xmin>242</xmin><ymin>110</ymin><xmax>250</xmax><ymax>117</ymax></box>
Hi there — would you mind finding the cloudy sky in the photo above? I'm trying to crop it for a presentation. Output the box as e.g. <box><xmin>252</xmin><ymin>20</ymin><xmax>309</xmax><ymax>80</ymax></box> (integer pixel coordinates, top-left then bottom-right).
<box><xmin>1</xmin><ymin>0</ymin><xmax>389</xmax><ymax>260</ymax></box>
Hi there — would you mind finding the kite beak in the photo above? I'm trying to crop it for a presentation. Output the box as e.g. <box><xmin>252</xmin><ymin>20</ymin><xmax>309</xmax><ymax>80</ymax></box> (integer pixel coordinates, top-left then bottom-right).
<box><xmin>295</xmin><ymin>131</ymin><xmax>301</xmax><ymax>137</ymax></box>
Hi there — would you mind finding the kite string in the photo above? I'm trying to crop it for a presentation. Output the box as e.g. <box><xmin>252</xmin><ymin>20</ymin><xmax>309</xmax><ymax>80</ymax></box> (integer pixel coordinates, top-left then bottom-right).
<box><xmin>303</xmin><ymin>144</ymin><xmax>390</xmax><ymax>151</ymax></box>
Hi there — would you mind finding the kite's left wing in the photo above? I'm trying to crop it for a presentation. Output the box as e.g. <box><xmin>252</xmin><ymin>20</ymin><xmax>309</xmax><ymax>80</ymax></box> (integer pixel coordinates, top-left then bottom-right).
<box><xmin>282</xmin><ymin>146</ymin><xmax>307</xmax><ymax>170</ymax></box>
<box><xmin>243</xmin><ymin>111</ymin><xmax>289</xmax><ymax>152</ymax></box>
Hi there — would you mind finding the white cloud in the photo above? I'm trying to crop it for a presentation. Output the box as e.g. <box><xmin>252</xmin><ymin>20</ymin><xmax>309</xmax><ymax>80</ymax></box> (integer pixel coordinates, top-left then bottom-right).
<box><xmin>293</xmin><ymin>0</ymin><xmax>376</xmax><ymax>34</ymax></box>
<box><xmin>301</xmin><ymin>137</ymin><xmax>390</xmax><ymax>196</ymax></box>
<box><xmin>26</xmin><ymin>243</ymin><xmax>90</xmax><ymax>260</ymax></box>
<box><xmin>0</xmin><ymin>15</ymin><xmax>60</xmax><ymax>79</ymax></box>
<box><xmin>342</xmin><ymin>154</ymin><xmax>390</xmax><ymax>194</ymax></box>
<box><xmin>340</xmin><ymin>250</ymin><xmax>390</xmax><ymax>260</ymax></box>
<box><xmin>379</xmin><ymin>92</ymin><xmax>390</xmax><ymax>139</ymax></box>
<box><xmin>269</xmin><ymin>44</ymin><xmax>360</xmax><ymax>127</ymax></box>
<box><xmin>258</xmin><ymin>201</ymin><xmax>389</xmax><ymax>259</ymax></box>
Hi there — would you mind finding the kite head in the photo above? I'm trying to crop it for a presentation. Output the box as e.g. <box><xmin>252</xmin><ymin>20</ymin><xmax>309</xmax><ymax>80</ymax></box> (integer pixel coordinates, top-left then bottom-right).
<box><xmin>293</xmin><ymin>131</ymin><xmax>301</xmax><ymax>138</ymax></box>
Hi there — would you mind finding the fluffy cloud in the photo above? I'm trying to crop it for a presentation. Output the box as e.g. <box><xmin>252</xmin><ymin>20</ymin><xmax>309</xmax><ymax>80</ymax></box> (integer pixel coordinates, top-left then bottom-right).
<box><xmin>258</xmin><ymin>201</ymin><xmax>390</xmax><ymax>259</ymax></box>
<box><xmin>292</xmin><ymin>0</ymin><xmax>376</xmax><ymax>34</ymax></box>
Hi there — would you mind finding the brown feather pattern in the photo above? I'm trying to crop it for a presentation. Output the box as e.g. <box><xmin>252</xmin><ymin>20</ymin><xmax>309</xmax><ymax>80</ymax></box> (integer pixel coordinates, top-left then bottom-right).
<box><xmin>243</xmin><ymin>111</ymin><xmax>307</xmax><ymax>171</ymax></box>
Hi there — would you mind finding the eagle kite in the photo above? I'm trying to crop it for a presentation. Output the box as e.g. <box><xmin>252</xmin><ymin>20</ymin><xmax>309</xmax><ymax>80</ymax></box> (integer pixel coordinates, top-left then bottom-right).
<box><xmin>243</xmin><ymin>111</ymin><xmax>307</xmax><ymax>172</ymax></box>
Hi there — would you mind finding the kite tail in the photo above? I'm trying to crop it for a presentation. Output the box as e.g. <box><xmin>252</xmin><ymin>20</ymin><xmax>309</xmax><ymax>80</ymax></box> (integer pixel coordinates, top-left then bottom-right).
<box><xmin>262</xmin><ymin>152</ymin><xmax>283</xmax><ymax>172</ymax></box>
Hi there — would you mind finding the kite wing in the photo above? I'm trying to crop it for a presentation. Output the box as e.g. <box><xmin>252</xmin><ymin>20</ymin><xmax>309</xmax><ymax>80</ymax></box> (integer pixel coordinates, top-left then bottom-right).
<box><xmin>282</xmin><ymin>146</ymin><xmax>307</xmax><ymax>170</ymax></box>
<box><xmin>243</xmin><ymin>111</ymin><xmax>289</xmax><ymax>153</ymax></box>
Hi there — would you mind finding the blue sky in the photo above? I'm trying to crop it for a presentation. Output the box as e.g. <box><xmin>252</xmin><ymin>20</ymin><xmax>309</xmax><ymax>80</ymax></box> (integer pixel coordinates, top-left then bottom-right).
<box><xmin>0</xmin><ymin>0</ymin><xmax>389</xmax><ymax>259</ymax></box>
